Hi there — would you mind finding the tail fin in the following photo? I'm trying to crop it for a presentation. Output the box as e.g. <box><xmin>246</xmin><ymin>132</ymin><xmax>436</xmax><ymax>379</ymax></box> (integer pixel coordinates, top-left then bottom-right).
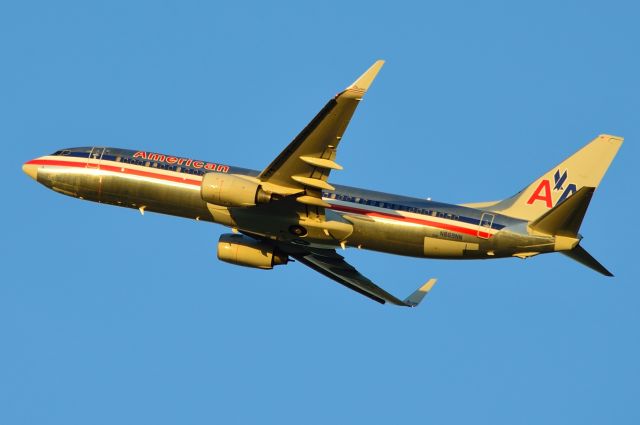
<box><xmin>481</xmin><ymin>134</ymin><xmax>623</xmax><ymax>221</ymax></box>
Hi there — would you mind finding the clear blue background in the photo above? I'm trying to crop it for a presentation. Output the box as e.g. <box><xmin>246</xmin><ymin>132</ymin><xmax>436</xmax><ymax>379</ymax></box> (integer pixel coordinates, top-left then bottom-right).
<box><xmin>1</xmin><ymin>1</ymin><xmax>638</xmax><ymax>423</ymax></box>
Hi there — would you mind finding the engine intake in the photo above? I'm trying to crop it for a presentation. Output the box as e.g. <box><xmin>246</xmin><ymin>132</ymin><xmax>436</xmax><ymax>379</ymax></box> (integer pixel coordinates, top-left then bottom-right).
<box><xmin>217</xmin><ymin>234</ymin><xmax>288</xmax><ymax>269</ymax></box>
<box><xmin>201</xmin><ymin>173</ymin><xmax>271</xmax><ymax>207</ymax></box>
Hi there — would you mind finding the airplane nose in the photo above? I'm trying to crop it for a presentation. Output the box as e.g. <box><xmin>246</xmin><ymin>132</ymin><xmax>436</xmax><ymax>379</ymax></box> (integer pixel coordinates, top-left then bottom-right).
<box><xmin>22</xmin><ymin>162</ymin><xmax>38</xmax><ymax>180</ymax></box>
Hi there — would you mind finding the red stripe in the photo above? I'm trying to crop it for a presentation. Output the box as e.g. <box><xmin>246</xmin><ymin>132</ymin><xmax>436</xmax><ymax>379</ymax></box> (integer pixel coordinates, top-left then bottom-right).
<box><xmin>329</xmin><ymin>203</ymin><xmax>488</xmax><ymax>238</ymax></box>
<box><xmin>26</xmin><ymin>159</ymin><xmax>202</xmax><ymax>186</ymax></box>
<box><xmin>27</xmin><ymin>159</ymin><xmax>86</xmax><ymax>168</ymax></box>
<box><xmin>27</xmin><ymin>158</ymin><xmax>490</xmax><ymax>238</ymax></box>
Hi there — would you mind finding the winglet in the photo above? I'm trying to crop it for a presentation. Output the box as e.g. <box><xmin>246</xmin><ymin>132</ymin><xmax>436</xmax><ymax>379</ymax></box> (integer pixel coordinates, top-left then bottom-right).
<box><xmin>403</xmin><ymin>278</ymin><xmax>438</xmax><ymax>307</ymax></box>
<box><xmin>343</xmin><ymin>60</ymin><xmax>385</xmax><ymax>98</ymax></box>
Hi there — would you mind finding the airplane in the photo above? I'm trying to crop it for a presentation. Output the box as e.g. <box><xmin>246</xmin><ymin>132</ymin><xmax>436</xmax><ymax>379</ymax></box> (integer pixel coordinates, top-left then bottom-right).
<box><xmin>22</xmin><ymin>60</ymin><xmax>623</xmax><ymax>307</ymax></box>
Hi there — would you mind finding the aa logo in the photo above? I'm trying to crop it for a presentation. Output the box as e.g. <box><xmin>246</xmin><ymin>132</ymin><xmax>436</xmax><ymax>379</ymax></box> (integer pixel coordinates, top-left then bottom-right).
<box><xmin>526</xmin><ymin>169</ymin><xmax>577</xmax><ymax>208</ymax></box>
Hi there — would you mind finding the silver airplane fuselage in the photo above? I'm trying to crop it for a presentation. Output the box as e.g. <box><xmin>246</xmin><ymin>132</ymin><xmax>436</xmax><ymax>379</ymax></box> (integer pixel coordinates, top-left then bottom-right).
<box><xmin>21</xmin><ymin>60</ymin><xmax>621</xmax><ymax>306</ymax></box>
<box><xmin>24</xmin><ymin>146</ymin><xmax>556</xmax><ymax>261</ymax></box>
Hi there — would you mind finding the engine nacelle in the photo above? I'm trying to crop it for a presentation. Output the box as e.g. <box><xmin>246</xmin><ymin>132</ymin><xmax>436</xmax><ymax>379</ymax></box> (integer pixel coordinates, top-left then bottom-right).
<box><xmin>201</xmin><ymin>173</ymin><xmax>271</xmax><ymax>207</ymax></box>
<box><xmin>217</xmin><ymin>234</ymin><xmax>288</xmax><ymax>270</ymax></box>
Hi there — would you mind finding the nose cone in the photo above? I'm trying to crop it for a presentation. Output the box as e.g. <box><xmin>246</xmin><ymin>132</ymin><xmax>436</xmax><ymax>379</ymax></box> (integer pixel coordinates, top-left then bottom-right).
<box><xmin>22</xmin><ymin>162</ymin><xmax>38</xmax><ymax>180</ymax></box>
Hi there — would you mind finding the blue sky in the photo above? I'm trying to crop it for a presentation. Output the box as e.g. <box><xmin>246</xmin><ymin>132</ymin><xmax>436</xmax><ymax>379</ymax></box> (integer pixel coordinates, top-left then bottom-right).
<box><xmin>1</xmin><ymin>1</ymin><xmax>639</xmax><ymax>424</ymax></box>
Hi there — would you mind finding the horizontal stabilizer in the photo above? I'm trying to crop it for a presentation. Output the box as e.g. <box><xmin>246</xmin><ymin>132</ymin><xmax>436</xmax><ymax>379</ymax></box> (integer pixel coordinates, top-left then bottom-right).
<box><xmin>529</xmin><ymin>186</ymin><xmax>594</xmax><ymax>236</ymax></box>
<box><xmin>561</xmin><ymin>244</ymin><xmax>613</xmax><ymax>277</ymax></box>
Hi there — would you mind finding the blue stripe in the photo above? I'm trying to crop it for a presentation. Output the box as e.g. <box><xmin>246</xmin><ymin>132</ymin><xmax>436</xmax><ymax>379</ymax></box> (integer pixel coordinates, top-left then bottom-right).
<box><xmin>324</xmin><ymin>191</ymin><xmax>506</xmax><ymax>230</ymax></box>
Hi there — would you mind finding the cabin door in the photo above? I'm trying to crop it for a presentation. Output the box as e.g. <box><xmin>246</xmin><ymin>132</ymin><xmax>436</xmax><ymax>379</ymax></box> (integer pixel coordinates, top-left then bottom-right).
<box><xmin>477</xmin><ymin>213</ymin><xmax>494</xmax><ymax>239</ymax></box>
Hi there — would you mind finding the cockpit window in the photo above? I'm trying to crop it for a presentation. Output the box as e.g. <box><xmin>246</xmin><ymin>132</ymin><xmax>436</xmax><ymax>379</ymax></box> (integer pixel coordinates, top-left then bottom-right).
<box><xmin>50</xmin><ymin>150</ymin><xmax>71</xmax><ymax>156</ymax></box>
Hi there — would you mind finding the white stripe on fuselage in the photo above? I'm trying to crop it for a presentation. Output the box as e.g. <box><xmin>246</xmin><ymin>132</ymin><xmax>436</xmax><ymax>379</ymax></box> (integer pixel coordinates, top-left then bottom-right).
<box><xmin>324</xmin><ymin>198</ymin><xmax>496</xmax><ymax>235</ymax></box>
<box><xmin>40</xmin><ymin>155</ymin><xmax>495</xmax><ymax>236</ymax></box>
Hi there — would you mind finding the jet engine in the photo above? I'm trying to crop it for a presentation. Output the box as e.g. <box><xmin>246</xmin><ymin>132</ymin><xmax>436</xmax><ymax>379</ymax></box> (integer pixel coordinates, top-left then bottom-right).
<box><xmin>201</xmin><ymin>173</ymin><xmax>272</xmax><ymax>207</ymax></box>
<box><xmin>217</xmin><ymin>234</ymin><xmax>288</xmax><ymax>270</ymax></box>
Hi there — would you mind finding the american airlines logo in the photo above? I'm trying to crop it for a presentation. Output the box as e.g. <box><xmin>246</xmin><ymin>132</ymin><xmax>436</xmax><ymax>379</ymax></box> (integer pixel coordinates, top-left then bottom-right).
<box><xmin>526</xmin><ymin>169</ymin><xmax>577</xmax><ymax>208</ymax></box>
<box><xmin>133</xmin><ymin>151</ymin><xmax>230</xmax><ymax>173</ymax></box>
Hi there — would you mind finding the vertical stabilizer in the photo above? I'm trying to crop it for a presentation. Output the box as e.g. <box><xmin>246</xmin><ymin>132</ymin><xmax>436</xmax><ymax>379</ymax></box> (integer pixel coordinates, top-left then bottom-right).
<box><xmin>487</xmin><ymin>134</ymin><xmax>623</xmax><ymax>221</ymax></box>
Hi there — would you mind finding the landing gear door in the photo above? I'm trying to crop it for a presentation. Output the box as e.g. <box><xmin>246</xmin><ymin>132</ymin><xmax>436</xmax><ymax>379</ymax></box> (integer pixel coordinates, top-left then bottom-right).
<box><xmin>87</xmin><ymin>147</ymin><xmax>105</xmax><ymax>169</ymax></box>
<box><xmin>478</xmin><ymin>213</ymin><xmax>494</xmax><ymax>239</ymax></box>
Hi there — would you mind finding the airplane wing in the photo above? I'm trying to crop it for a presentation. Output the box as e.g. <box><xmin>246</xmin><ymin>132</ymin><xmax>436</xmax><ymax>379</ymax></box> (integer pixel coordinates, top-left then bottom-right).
<box><xmin>289</xmin><ymin>248</ymin><xmax>437</xmax><ymax>307</ymax></box>
<box><xmin>258</xmin><ymin>60</ymin><xmax>384</xmax><ymax>208</ymax></box>
<box><xmin>250</xmin><ymin>61</ymin><xmax>438</xmax><ymax>306</ymax></box>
